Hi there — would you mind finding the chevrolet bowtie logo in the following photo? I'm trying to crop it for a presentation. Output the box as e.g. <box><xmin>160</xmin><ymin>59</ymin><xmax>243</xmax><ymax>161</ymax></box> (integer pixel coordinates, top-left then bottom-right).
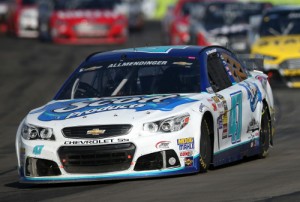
<box><xmin>86</xmin><ymin>128</ymin><xmax>106</xmax><ymax>136</ymax></box>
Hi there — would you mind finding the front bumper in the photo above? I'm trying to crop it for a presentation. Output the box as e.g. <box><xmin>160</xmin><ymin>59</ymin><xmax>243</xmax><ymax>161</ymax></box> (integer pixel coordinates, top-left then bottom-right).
<box><xmin>17</xmin><ymin>132</ymin><xmax>200</xmax><ymax>183</ymax></box>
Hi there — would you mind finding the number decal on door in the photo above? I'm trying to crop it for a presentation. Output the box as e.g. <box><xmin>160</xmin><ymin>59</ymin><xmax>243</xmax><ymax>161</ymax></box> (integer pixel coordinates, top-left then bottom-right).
<box><xmin>229</xmin><ymin>91</ymin><xmax>242</xmax><ymax>144</ymax></box>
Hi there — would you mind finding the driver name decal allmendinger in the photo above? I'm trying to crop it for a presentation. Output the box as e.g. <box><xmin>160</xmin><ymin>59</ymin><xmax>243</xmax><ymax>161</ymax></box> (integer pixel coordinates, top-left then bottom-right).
<box><xmin>31</xmin><ymin>95</ymin><xmax>197</xmax><ymax>121</ymax></box>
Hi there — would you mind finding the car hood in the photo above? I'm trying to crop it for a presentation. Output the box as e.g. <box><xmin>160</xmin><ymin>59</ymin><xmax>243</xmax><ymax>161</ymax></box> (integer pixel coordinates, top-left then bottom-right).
<box><xmin>26</xmin><ymin>94</ymin><xmax>202</xmax><ymax>127</ymax></box>
<box><xmin>252</xmin><ymin>35</ymin><xmax>300</xmax><ymax>56</ymax></box>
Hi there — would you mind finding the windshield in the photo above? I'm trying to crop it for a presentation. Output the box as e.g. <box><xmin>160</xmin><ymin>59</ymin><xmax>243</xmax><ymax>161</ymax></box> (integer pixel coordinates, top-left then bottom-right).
<box><xmin>54</xmin><ymin>0</ymin><xmax>121</xmax><ymax>10</ymax></box>
<box><xmin>22</xmin><ymin>0</ymin><xmax>37</xmax><ymax>6</ymax></box>
<box><xmin>181</xmin><ymin>1</ymin><xmax>204</xmax><ymax>16</ymax></box>
<box><xmin>260</xmin><ymin>10</ymin><xmax>300</xmax><ymax>37</ymax></box>
<box><xmin>56</xmin><ymin>57</ymin><xmax>200</xmax><ymax>100</ymax></box>
<box><xmin>196</xmin><ymin>2</ymin><xmax>269</xmax><ymax>30</ymax></box>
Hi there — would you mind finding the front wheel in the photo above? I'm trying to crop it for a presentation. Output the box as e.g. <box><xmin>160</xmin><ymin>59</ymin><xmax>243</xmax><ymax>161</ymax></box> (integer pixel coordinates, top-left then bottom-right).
<box><xmin>199</xmin><ymin>119</ymin><xmax>212</xmax><ymax>173</ymax></box>
<box><xmin>259</xmin><ymin>104</ymin><xmax>271</xmax><ymax>158</ymax></box>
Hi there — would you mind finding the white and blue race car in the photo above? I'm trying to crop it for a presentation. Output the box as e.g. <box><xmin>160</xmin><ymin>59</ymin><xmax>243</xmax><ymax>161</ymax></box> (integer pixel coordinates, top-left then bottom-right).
<box><xmin>16</xmin><ymin>45</ymin><xmax>275</xmax><ymax>183</ymax></box>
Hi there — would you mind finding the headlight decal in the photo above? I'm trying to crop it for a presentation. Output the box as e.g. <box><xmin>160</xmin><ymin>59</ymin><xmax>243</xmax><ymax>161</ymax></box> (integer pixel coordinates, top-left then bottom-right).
<box><xmin>21</xmin><ymin>123</ymin><xmax>55</xmax><ymax>141</ymax></box>
<box><xmin>143</xmin><ymin>113</ymin><xmax>190</xmax><ymax>133</ymax></box>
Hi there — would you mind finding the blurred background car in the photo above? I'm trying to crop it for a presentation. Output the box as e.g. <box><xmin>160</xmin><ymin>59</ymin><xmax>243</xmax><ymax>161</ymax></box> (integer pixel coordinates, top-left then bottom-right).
<box><xmin>0</xmin><ymin>0</ymin><xmax>9</xmax><ymax>33</ymax></box>
<box><xmin>38</xmin><ymin>0</ymin><xmax>128</xmax><ymax>44</ymax></box>
<box><xmin>6</xmin><ymin>0</ymin><xmax>39</xmax><ymax>38</ymax></box>
<box><xmin>125</xmin><ymin>0</ymin><xmax>145</xmax><ymax>31</ymax></box>
<box><xmin>141</xmin><ymin>0</ymin><xmax>157</xmax><ymax>20</ymax></box>
<box><xmin>161</xmin><ymin>0</ymin><xmax>204</xmax><ymax>45</ymax></box>
<box><xmin>188</xmin><ymin>1</ymin><xmax>272</xmax><ymax>53</ymax></box>
<box><xmin>251</xmin><ymin>6</ymin><xmax>300</xmax><ymax>88</ymax></box>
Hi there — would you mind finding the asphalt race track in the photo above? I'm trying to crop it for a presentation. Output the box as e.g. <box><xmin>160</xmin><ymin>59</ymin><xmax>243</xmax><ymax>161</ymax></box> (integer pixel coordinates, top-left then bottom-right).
<box><xmin>0</xmin><ymin>21</ymin><xmax>300</xmax><ymax>202</ymax></box>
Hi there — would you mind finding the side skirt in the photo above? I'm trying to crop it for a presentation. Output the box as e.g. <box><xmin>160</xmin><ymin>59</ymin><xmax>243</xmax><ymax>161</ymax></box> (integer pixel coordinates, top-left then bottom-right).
<box><xmin>213</xmin><ymin>137</ymin><xmax>261</xmax><ymax>167</ymax></box>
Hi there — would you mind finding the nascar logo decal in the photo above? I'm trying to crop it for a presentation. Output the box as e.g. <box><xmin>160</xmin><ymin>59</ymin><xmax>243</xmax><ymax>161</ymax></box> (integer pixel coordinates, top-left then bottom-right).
<box><xmin>31</xmin><ymin>95</ymin><xmax>197</xmax><ymax>121</ymax></box>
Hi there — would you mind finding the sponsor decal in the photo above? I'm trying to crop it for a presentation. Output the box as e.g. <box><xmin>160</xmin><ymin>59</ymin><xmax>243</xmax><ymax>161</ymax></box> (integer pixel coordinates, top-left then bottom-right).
<box><xmin>239</xmin><ymin>81</ymin><xmax>262</xmax><ymax>112</ymax></box>
<box><xmin>184</xmin><ymin>157</ymin><xmax>194</xmax><ymax>167</ymax></box>
<box><xmin>207</xmin><ymin>98</ymin><xmax>217</xmax><ymax>111</ymax></box>
<box><xmin>33</xmin><ymin>145</ymin><xmax>44</xmax><ymax>155</ymax></box>
<box><xmin>215</xmin><ymin>94</ymin><xmax>228</xmax><ymax>139</ymax></box>
<box><xmin>180</xmin><ymin>150</ymin><xmax>193</xmax><ymax>157</ymax></box>
<box><xmin>211</xmin><ymin>96</ymin><xmax>220</xmax><ymax>103</ymax></box>
<box><xmin>177</xmin><ymin>137</ymin><xmax>194</xmax><ymax>150</ymax></box>
<box><xmin>206</xmin><ymin>49</ymin><xmax>217</xmax><ymax>55</ymax></box>
<box><xmin>199</xmin><ymin>103</ymin><xmax>206</xmax><ymax>113</ymax></box>
<box><xmin>213</xmin><ymin>94</ymin><xmax>229</xmax><ymax>141</ymax></box>
<box><xmin>108</xmin><ymin>61</ymin><xmax>168</xmax><ymax>68</ymax></box>
<box><xmin>155</xmin><ymin>141</ymin><xmax>171</xmax><ymax>149</ymax></box>
<box><xmin>200</xmin><ymin>156</ymin><xmax>207</xmax><ymax>169</ymax></box>
<box><xmin>64</xmin><ymin>138</ymin><xmax>129</xmax><ymax>145</ymax></box>
<box><xmin>31</xmin><ymin>95</ymin><xmax>198</xmax><ymax>121</ymax></box>
<box><xmin>247</xmin><ymin>118</ymin><xmax>259</xmax><ymax>133</ymax></box>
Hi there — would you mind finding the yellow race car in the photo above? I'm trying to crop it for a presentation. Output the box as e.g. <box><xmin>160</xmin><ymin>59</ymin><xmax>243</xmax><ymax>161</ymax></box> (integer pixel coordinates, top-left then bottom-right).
<box><xmin>251</xmin><ymin>6</ymin><xmax>300</xmax><ymax>88</ymax></box>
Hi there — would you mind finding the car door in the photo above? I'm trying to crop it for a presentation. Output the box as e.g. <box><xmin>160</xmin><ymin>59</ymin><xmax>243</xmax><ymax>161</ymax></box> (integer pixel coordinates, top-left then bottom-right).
<box><xmin>206</xmin><ymin>50</ymin><xmax>252</xmax><ymax>155</ymax></box>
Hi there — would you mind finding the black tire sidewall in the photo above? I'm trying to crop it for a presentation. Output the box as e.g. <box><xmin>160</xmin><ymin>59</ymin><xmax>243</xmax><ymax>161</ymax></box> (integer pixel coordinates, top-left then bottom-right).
<box><xmin>199</xmin><ymin>119</ymin><xmax>212</xmax><ymax>173</ymax></box>
<box><xmin>259</xmin><ymin>105</ymin><xmax>270</xmax><ymax>158</ymax></box>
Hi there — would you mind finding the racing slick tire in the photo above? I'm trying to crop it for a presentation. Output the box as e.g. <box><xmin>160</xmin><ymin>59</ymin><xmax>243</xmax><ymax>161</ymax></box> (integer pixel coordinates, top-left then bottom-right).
<box><xmin>199</xmin><ymin>119</ymin><xmax>212</xmax><ymax>173</ymax></box>
<box><xmin>258</xmin><ymin>104</ymin><xmax>271</xmax><ymax>158</ymax></box>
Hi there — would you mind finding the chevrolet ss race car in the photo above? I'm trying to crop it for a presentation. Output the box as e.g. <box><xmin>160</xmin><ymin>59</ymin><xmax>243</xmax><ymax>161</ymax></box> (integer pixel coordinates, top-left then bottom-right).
<box><xmin>16</xmin><ymin>45</ymin><xmax>275</xmax><ymax>183</ymax></box>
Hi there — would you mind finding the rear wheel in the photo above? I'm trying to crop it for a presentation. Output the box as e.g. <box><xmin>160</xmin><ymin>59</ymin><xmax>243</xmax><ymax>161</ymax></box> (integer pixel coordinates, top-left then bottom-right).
<box><xmin>259</xmin><ymin>104</ymin><xmax>271</xmax><ymax>158</ymax></box>
<box><xmin>199</xmin><ymin>119</ymin><xmax>212</xmax><ymax>173</ymax></box>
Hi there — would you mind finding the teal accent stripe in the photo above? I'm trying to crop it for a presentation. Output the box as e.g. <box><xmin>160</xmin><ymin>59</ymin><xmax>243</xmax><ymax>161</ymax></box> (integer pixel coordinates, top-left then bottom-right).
<box><xmin>214</xmin><ymin>137</ymin><xmax>259</xmax><ymax>155</ymax></box>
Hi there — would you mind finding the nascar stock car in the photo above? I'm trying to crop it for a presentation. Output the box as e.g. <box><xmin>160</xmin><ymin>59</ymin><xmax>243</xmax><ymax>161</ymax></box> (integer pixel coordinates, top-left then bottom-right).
<box><xmin>38</xmin><ymin>0</ymin><xmax>128</xmax><ymax>44</ymax></box>
<box><xmin>16</xmin><ymin>45</ymin><xmax>275</xmax><ymax>183</ymax></box>
<box><xmin>0</xmin><ymin>0</ymin><xmax>8</xmax><ymax>33</ymax></box>
<box><xmin>161</xmin><ymin>0</ymin><xmax>271</xmax><ymax>50</ymax></box>
<box><xmin>161</xmin><ymin>0</ymin><xmax>201</xmax><ymax>45</ymax></box>
<box><xmin>251</xmin><ymin>6</ymin><xmax>300</xmax><ymax>88</ymax></box>
<box><xmin>6</xmin><ymin>0</ymin><xmax>39</xmax><ymax>38</ymax></box>
<box><xmin>189</xmin><ymin>1</ymin><xmax>272</xmax><ymax>53</ymax></box>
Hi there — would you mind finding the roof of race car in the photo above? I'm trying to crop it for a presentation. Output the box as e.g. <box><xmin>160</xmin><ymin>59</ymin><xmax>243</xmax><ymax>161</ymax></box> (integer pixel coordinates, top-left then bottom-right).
<box><xmin>85</xmin><ymin>46</ymin><xmax>208</xmax><ymax>64</ymax></box>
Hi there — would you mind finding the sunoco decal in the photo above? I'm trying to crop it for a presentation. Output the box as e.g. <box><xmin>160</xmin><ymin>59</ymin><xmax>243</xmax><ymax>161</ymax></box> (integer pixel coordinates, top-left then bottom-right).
<box><xmin>31</xmin><ymin>95</ymin><xmax>197</xmax><ymax>121</ymax></box>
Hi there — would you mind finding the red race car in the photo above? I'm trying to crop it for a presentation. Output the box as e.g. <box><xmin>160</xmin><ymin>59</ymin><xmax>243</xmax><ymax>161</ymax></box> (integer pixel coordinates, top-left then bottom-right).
<box><xmin>38</xmin><ymin>0</ymin><xmax>128</xmax><ymax>44</ymax></box>
<box><xmin>0</xmin><ymin>0</ymin><xmax>9</xmax><ymax>33</ymax></box>
<box><xmin>6</xmin><ymin>0</ymin><xmax>38</xmax><ymax>38</ymax></box>
<box><xmin>162</xmin><ymin>0</ymin><xmax>204</xmax><ymax>45</ymax></box>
